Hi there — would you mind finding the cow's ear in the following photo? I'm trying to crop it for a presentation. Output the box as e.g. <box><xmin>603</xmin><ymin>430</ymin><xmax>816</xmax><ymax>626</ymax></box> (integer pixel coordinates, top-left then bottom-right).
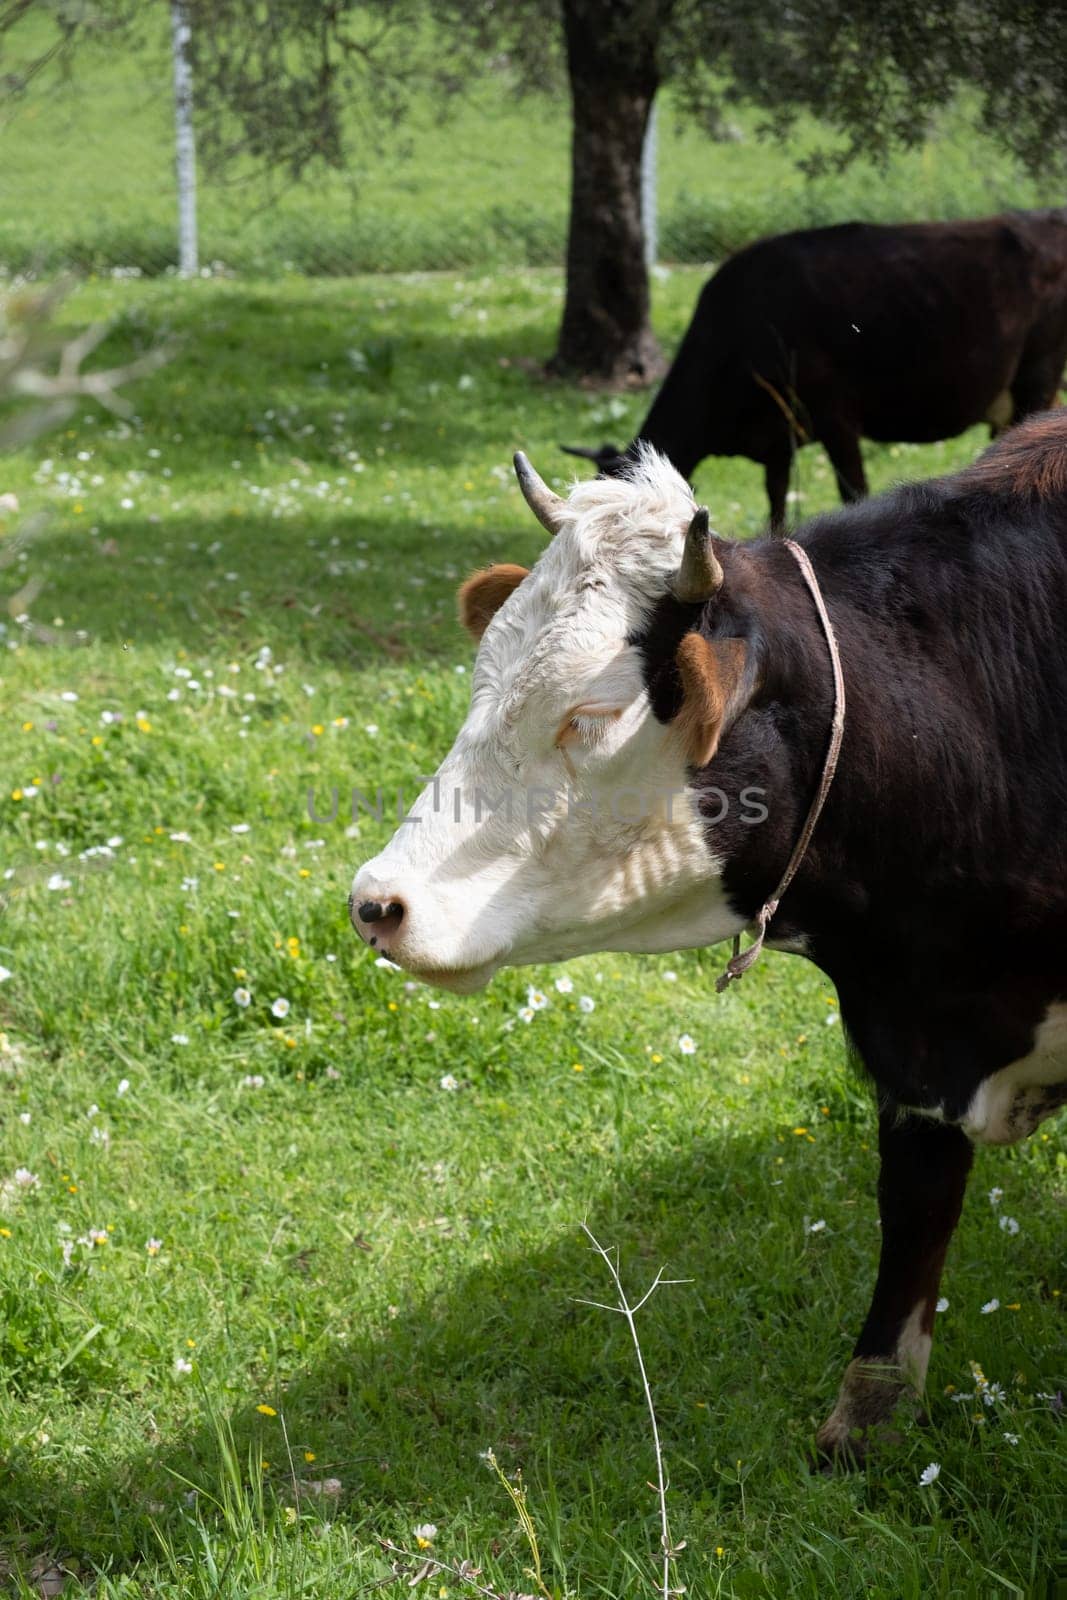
<box><xmin>457</xmin><ymin>563</ymin><xmax>531</xmax><ymax>641</ymax></box>
<box><xmin>673</xmin><ymin>633</ymin><xmax>748</xmax><ymax>767</ymax></box>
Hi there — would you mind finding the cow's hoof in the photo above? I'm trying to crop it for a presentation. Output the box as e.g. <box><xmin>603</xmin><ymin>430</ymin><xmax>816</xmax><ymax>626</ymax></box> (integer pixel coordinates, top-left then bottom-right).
<box><xmin>813</xmin><ymin>1418</ymin><xmax>903</xmax><ymax>1471</ymax></box>
<box><xmin>812</xmin><ymin>1427</ymin><xmax>868</xmax><ymax>1473</ymax></box>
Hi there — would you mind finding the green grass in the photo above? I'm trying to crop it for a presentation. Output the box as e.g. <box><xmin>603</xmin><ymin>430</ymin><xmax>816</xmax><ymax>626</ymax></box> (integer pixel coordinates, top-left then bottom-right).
<box><xmin>0</xmin><ymin>16</ymin><xmax>1062</xmax><ymax>277</ymax></box>
<box><xmin>0</xmin><ymin>271</ymin><xmax>1064</xmax><ymax>1598</ymax></box>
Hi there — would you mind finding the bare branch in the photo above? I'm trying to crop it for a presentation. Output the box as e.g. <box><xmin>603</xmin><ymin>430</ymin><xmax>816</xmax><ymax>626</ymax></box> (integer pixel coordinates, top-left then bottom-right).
<box><xmin>580</xmin><ymin>1223</ymin><xmax>686</xmax><ymax>1600</ymax></box>
<box><xmin>1</xmin><ymin>286</ymin><xmax>166</xmax><ymax>644</ymax></box>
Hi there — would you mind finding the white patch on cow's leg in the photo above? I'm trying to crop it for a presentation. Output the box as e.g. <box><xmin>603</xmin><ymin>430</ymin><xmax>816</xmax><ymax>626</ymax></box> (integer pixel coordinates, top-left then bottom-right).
<box><xmin>895</xmin><ymin>1300</ymin><xmax>933</xmax><ymax>1389</ymax></box>
<box><xmin>816</xmin><ymin>1300</ymin><xmax>932</xmax><ymax>1463</ymax></box>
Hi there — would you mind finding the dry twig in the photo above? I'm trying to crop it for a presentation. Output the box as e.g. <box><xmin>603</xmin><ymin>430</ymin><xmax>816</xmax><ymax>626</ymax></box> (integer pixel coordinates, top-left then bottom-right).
<box><xmin>577</xmin><ymin>1224</ymin><xmax>691</xmax><ymax>1600</ymax></box>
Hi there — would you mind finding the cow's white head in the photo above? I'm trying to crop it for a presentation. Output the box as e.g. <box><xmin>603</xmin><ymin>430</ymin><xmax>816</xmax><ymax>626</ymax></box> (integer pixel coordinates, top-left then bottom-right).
<box><xmin>349</xmin><ymin>448</ymin><xmax>758</xmax><ymax>990</ymax></box>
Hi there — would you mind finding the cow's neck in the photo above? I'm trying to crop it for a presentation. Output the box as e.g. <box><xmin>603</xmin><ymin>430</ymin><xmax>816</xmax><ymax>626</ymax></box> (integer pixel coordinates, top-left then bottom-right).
<box><xmin>705</xmin><ymin>526</ymin><xmax>1067</xmax><ymax>1109</ymax></box>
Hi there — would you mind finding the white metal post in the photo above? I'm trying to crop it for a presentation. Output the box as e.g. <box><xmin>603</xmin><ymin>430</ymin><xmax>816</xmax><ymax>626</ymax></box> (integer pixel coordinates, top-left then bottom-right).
<box><xmin>170</xmin><ymin>0</ymin><xmax>199</xmax><ymax>278</ymax></box>
<box><xmin>641</xmin><ymin>97</ymin><xmax>659</xmax><ymax>271</ymax></box>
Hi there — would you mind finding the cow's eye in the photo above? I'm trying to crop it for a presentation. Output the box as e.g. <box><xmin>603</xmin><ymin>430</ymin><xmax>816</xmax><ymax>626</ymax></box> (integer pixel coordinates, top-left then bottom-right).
<box><xmin>557</xmin><ymin>708</ymin><xmax>620</xmax><ymax>748</ymax></box>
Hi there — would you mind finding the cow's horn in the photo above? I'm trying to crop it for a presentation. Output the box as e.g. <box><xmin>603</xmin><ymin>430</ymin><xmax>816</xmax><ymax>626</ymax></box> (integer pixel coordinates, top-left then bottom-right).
<box><xmin>672</xmin><ymin>507</ymin><xmax>724</xmax><ymax>603</ymax></box>
<box><xmin>514</xmin><ymin>451</ymin><xmax>566</xmax><ymax>536</ymax></box>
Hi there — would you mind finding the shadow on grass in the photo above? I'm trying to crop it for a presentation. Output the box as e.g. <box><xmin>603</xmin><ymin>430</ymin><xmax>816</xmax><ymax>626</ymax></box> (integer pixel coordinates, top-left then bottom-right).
<box><xmin>0</xmin><ymin>1129</ymin><xmax>850</xmax><ymax>1590</ymax></box>
<box><xmin>23</xmin><ymin>506</ymin><xmax>553</xmax><ymax>668</ymax></box>
<box><xmin>3</xmin><ymin>1123</ymin><xmax>1063</xmax><ymax>1595</ymax></box>
<box><xmin>57</xmin><ymin>286</ymin><xmax>635</xmax><ymax>477</ymax></box>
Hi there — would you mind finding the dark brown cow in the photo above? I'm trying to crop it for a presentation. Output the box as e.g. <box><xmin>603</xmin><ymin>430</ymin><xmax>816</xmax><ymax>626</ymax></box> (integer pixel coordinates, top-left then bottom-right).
<box><xmin>566</xmin><ymin>210</ymin><xmax>1067</xmax><ymax>528</ymax></box>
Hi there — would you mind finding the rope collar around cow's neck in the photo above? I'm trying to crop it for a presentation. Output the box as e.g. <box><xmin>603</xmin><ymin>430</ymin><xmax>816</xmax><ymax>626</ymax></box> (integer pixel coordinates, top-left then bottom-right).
<box><xmin>715</xmin><ymin>538</ymin><xmax>846</xmax><ymax>994</ymax></box>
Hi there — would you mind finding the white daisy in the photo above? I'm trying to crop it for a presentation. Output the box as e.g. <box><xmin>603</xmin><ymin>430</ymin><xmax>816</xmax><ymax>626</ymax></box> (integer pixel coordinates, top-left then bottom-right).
<box><xmin>918</xmin><ymin>1462</ymin><xmax>940</xmax><ymax>1487</ymax></box>
<box><xmin>678</xmin><ymin>1034</ymin><xmax>697</xmax><ymax>1055</ymax></box>
<box><xmin>271</xmin><ymin>997</ymin><xmax>290</xmax><ymax>1019</ymax></box>
<box><xmin>554</xmin><ymin>975</ymin><xmax>574</xmax><ymax>994</ymax></box>
<box><xmin>578</xmin><ymin>995</ymin><xmax>595</xmax><ymax>1013</ymax></box>
<box><xmin>233</xmin><ymin>986</ymin><xmax>252</xmax><ymax>1008</ymax></box>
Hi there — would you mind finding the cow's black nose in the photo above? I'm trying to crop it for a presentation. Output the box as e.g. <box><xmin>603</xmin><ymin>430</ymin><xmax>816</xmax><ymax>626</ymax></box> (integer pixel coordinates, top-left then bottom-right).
<box><xmin>350</xmin><ymin>894</ymin><xmax>407</xmax><ymax>947</ymax></box>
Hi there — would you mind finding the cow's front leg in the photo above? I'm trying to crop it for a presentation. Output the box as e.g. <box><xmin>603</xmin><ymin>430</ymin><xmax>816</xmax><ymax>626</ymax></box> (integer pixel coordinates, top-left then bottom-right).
<box><xmin>816</xmin><ymin>1109</ymin><xmax>973</xmax><ymax>1466</ymax></box>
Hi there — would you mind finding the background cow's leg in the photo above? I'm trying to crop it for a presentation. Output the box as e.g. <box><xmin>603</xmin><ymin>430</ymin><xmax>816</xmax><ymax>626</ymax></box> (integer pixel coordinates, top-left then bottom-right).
<box><xmin>817</xmin><ymin>419</ymin><xmax>868</xmax><ymax>505</ymax></box>
<box><xmin>1009</xmin><ymin>348</ymin><xmax>1067</xmax><ymax>426</ymax></box>
<box><xmin>816</xmin><ymin>1110</ymin><xmax>973</xmax><ymax>1465</ymax></box>
<box><xmin>765</xmin><ymin>450</ymin><xmax>791</xmax><ymax>533</ymax></box>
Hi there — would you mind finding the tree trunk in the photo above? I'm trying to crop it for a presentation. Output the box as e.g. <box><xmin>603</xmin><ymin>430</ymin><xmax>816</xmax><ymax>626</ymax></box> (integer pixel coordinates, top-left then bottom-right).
<box><xmin>550</xmin><ymin>0</ymin><xmax>668</xmax><ymax>385</ymax></box>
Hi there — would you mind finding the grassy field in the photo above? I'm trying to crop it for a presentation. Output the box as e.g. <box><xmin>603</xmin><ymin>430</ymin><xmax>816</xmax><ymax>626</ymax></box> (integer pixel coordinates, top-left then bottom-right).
<box><xmin>0</xmin><ymin>269</ymin><xmax>1064</xmax><ymax>1599</ymax></box>
<box><xmin>0</xmin><ymin>13</ymin><xmax>1062</xmax><ymax>277</ymax></box>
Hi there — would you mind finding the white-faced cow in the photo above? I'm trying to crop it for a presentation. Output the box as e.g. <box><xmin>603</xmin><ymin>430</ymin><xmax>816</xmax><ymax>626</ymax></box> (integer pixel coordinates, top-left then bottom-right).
<box><xmin>350</xmin><ymin>417</ymin><xmax>1067</xmax><ymax>1462</ymax></box>
<box><xmin>565</xmin><ymin>210</ymin><xmax>1067</xmax><ymax>530</ymax></box>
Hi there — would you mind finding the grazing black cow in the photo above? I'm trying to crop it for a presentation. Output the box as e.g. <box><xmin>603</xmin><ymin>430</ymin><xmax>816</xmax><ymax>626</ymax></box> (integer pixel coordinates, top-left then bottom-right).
<box><xmin>350</xmin><ymin>415</ymin><xmax>1067</xmax><ymax>1462</ymax></box>
<box><xmin>566</xmin><ymin>210</ymin><xmax>1067</xmax><ymax>529</ymax></box>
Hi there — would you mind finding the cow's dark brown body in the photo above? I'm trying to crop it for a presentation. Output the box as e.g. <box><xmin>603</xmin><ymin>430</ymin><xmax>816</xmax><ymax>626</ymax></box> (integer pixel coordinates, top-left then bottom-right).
<box><xmin>635</xmin><ymin>410</ymin><xmax>1067</xmax><ymax>1458</ymax></box>
<box><xmin>570</xmin><ymin>211</ymin><xmax>1067</xmax><ymax>528</ymax></box>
